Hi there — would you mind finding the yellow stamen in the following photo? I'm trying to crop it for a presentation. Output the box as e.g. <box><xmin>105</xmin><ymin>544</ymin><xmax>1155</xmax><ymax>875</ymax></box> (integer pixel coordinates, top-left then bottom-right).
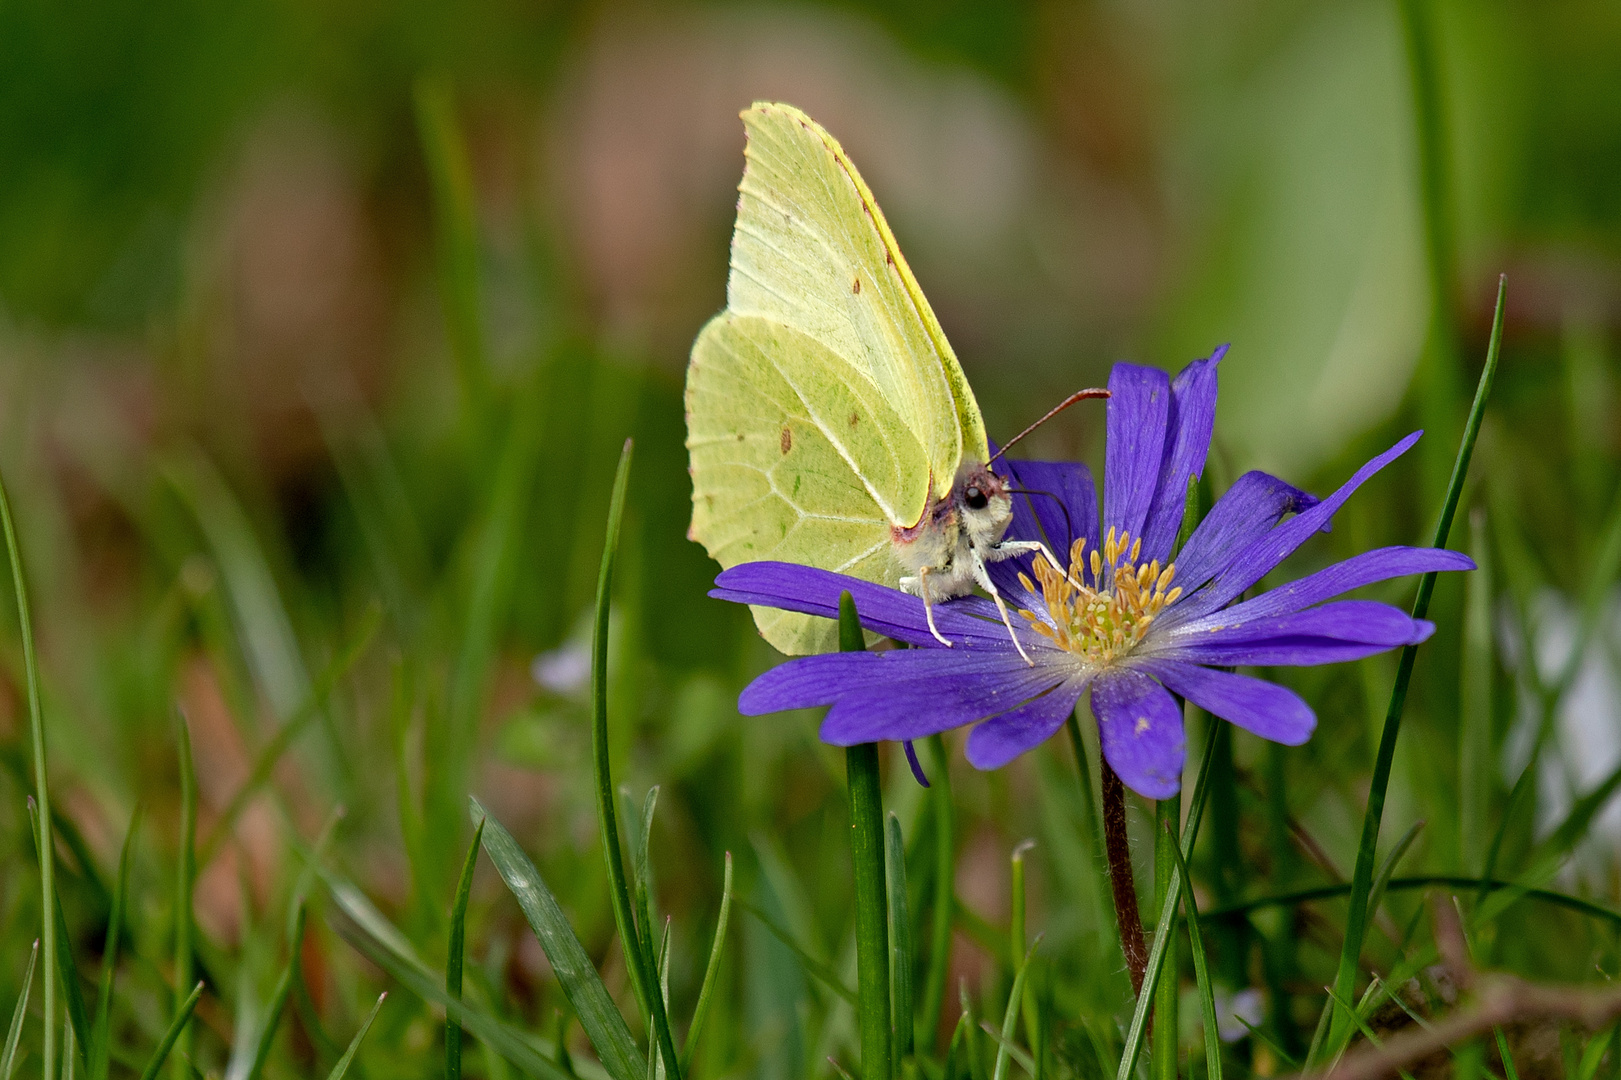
<box><xmin>1014</xmin><ymin>529</ymin><xmax>1180</xmax><ymax>669</ymax></box>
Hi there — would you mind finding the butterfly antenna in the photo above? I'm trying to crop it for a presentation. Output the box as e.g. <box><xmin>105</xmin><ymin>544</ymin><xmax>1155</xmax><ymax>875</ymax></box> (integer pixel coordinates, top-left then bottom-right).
<box><xmin>988</xmin><ymin>388</ymin><xmax>1110</xmax><ymax>463</ymax></box>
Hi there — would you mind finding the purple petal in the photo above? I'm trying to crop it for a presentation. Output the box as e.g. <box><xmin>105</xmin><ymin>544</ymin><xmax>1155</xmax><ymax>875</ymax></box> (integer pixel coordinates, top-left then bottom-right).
<box><xmin>1140</xmin><ymin>348</ymin><xmax>1225</xmax><ymax>563</ymax></box>
<box><xmin>1089</xmin><ymin>669</ymin><xmax>1186</xmax><ymax>799</ymax></box>
<box><xmin>1155</xmin><ymin>601</ymin><xmax>1436</xmax><ymax>666</ymax></box>
<box><xmin>1167</xmin><ymin>432</ymin><xmax>1423</xmax><ymax>623</ymax></box>
<box><xmin>739</xmin><ymin>649</ymin><xmax>1030</xmax><ymax>713</ymax></box>
<box><xmin>1171</xmin><ymin>471</ymin><xmax>1322</xmax><ymax>593</ymax></box>
<box><xmin>903</xmin><ymin>741</ymin><xmax>930</xmax><ymax>787</ymax></box>
<box><xmin>1139</xmin><ymin>660</ymin><xmax>1316</xmax><ymax>745</ymax></box>
<box><xmin>964</xmin><ymin>679</ymin><xmax>1089</xmax><ymax>769</ymax></box>
<box><xmin>991</xmin><ymin>459</ymin><xmax>1098</xmax><ymax>596</ymax></box>
<box><xmin>816</xmin><ymin>657</ymin><xmax>1069</xmax><ymax>745</ymax></box>
<box><xmin>711</xmin><ymin>562</ymin><xmax>1011</xmax><ymax>649</ymax></box>
<box><xmin>1103</xmin><ymin>364</ymin><xmax>1172</xmax><ymax>546</ymax></box>
<box><xmin>1003</xmin><ymin>459</ymin><xmax>1099</xmax><ymax>556</ymax></box>
<box><xmin>1179</xmin><ymin>546</ymin><xmax>1475</xmax><ymax>628</ymax></box>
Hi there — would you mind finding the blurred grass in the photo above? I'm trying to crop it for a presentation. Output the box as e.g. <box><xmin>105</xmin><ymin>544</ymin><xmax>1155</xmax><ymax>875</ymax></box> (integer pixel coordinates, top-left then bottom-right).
<box><xmin>0</xmin><ymin>0</ymin><xmax>1619</xmax><ymax>1078</ymax></box>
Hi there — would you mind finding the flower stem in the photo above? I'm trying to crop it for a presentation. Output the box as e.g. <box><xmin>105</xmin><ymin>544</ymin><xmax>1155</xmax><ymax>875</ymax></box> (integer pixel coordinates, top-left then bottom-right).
<box><xmin>1153</xmin><ymin>798</ymin><xmax>1180</xmax><ymax>1080</ymax></box>
<box><xmin>1318</xmin><ymin>276</ymin><xmax>1506</xmax><ymax>1063</ymax></box>
<box><xmin>840</xmin><ymin>592</ymin><xmax>892</xmax><ymax>1080</ymax></box>
<box><xmin>1100</xmin><ymin>760</ymin><xmax>1147</xmax><ymax>996</ymax></box>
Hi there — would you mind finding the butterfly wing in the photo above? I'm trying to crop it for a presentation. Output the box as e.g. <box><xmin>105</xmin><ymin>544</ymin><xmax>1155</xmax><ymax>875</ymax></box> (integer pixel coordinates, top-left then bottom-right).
<box><xmin>687</xmin><ymin>102</ymin><xmax>992</xmax><ymax>653</ymax></box>
<box><xmin>727</xmin><ymin>102</ymin><xmax>991</xmax><ymax>496</ymax></box>
<box><xmin>687</xmin><ymin>313</ymin><xmax>928</xmax><ymax>654</ymax></box>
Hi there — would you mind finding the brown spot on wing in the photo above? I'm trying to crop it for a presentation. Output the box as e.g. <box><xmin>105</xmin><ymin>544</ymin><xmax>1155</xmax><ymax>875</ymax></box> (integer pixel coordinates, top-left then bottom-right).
<box><xmin>849</xmin><ymin>411</ymin><xmax>859</xmax><ymax>427</ymax></box>
<box><xmin>852</xmin><ymin>275</ymin><xmax>861</xmax><ymax>294</ymax></box>
<box><xmin>780</xmin><ymin>426</ymin><xmax>792</xmax><ymax>454</ymax></box>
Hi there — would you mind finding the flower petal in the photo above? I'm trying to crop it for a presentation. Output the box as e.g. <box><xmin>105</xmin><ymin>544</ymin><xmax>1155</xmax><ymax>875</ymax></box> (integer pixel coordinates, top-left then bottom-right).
<box><xmin>739</xmin><ymin>648</ymin><xmax>1043</xmax><ymax>713</ymax></box>
<box><xmin>1090</xmin><ymin>669</ymin><xmax>1186</xmax><ymax>799</ymax></box>
<box><xmin>1140</xmin><ymin>347</ymin><xmax>1225</xmax><ymax>563</ymax></box>
<box><xmin>1171</xmin><ymin>470</ymin><xmax>1321</xmax><ymax>593</ymax></box>
<box><xmin>819</xmin><ymin>656</ymin><xmax>1068</xmax><ymax>744</ymax></box>
<box><xmin>992</xmin><ymin>458</ymin><xmax>1098</xmax><ymax>597</ymax></box>
<box><xmin>1181</xmin><ymin>546</ymin><xmax>1475</xmax><ymax>628</ymax></box>
<box><xmin>965</xmin><ymin>679</ymin><xmax>1089</xmax><ymax>769</ymax></box>
<box><xmin>1004</xmin><ymin>459</ymin><xmax>1099</xmax><ymax>556</ymax></box>
<box><xmin>1103</xmin><ymin>364</ymin><xmax>1172</xmax><ymax>545</ymax></box>
<box><xmin>1140</xmin><ymin>660</ymin><xmax>1316</xmax><ymax>745</ymax></box>
<box><xmin>711</xmin><ymin>562</ymin><xmax>1012</xmax><ymax>649</ymax></box>
<box><xmin>1154</xmin><ymin>600</ymin><xmax>1435</xmax><ymax>666</ymax></box>
<box><xmin>1166</xmin><ymin>431</ymin><xmax>1423</xmax><ymax>623</ymax></box>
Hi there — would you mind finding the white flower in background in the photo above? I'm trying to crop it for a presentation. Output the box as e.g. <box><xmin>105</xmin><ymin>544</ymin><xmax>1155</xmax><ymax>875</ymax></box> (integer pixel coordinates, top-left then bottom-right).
<box><xmin>531</xmin><ymin>607</ymin><xmax>626</xmax><ymax>697</ymax></box>
<box><xmin>1214</xmin><ymin>987</ymin><xmax>1265</xmax><ymax>1044</ymax></box>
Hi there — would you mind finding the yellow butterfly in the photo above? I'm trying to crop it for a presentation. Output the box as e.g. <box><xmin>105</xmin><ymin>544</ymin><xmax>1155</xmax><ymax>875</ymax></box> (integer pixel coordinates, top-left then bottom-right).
<box><xmin>686</xmin><ymin>102</ymin><xmax>1098</xmax><ymax>655</ymax></box>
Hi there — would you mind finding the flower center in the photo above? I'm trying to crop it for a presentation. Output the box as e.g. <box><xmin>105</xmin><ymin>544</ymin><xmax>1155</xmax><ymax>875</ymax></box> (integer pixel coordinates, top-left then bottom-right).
<box><xmin>1016</xmin><ymin>527</ymin><xmax>1182</xmax><ymax>667</ymax></box>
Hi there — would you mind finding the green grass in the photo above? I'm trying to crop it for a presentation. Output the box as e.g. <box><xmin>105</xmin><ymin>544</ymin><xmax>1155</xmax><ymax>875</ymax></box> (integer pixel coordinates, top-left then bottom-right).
<box><xmin>4</xmin><ymin>7</ymin><xmax>1621</xmax><ymax>1080</ymax></box>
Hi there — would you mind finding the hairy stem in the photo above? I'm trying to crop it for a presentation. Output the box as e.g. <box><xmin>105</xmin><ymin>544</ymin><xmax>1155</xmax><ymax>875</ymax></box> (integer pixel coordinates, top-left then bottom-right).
<box><xmin>1101</xmin><ymin>760</ymin><xmax>1147</xmax><ymax>996</ymax></box>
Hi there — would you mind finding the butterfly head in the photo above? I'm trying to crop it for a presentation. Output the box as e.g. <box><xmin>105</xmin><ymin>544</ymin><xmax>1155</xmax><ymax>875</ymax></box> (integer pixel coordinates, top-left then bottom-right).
<box><xmin>954</xmin><ymin>462</ymin><xmax>1013</xmax><ymax>551</ymax></box>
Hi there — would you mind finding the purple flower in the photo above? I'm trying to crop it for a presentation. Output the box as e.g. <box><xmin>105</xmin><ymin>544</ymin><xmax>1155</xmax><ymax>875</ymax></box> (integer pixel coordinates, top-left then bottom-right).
<box><xmin>711</xmin><ymin>352</ymin><xmax>1475</xmax><ymax>799</ymax></box>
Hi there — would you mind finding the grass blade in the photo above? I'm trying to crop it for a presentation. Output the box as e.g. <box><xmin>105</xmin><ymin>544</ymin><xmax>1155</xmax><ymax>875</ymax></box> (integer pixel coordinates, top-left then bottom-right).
<box><xmin>992</xmin><ymin>942</ymin><xmax>1038</xmax><ymax>1080</ymax></box>
<box><xmin>841</xmin><ymin>591</ymin><xmax>893</xmax><ymax>1080</ymax></box>
<box><xmin>448</xmin><ymin>818</ymin><xmax>485</xmax><ymax>1080</ymax></box>
<box><xmin>978</xmin><ymin>1022</ymin><xmax>1037</xmax><ymax>1079</ymax></box>
<box><xmin>962</xmin><ymin>981</ymin><xmax>988</xmax><ymax>1080</ymax></box>
<box><xmin>919</xmin><ymin>734</ymin><xmax>956</xmax><ymax>1049</ymax></box>
<box><xmin>137</xmin><ymin>982</ymin><xmax>203</xmax><ymax>1080</ymax></box>
<box><xmin>64</xmin><ymin>1009</ymin><xmax>76</xmax><ymax>1080</ymax></box>
<box><xmin>887</xmin><ymin>812</ymin><xmax>914</xmax><ymax>1063</ymax></box>
<box><xmin>1</xmin><ymin>941</ymin><xmax>38</xmax><ymax>1080</ymax></box>
<box><xmin>1113</xmin><ymin>724</ymin><xmax>1222</xmax><ymax>1080</ymax></box>
<box><xmin>327</xmin><ymin>894</ymin><xmax>572</xmax><ymax>1080</ymax></box>
<box><xmin>198</xmin><ymin>605</ymin><xmax>381</xmax><ymax>866</ymax></box>
<box><xmin>473</xmin><ymin>798</ymin><xmax>646</xmax><ymax>1080</ymax></box>
<box><xmin>245</xmin><ymin>906</ymin><xmax>306</xmax><ymax>1080</ymax></box>
<box><xmin>733</xmin><ymin>897</ymin><xmax>857</xmax><ymax>1004</ymax></box>
<box><xmin>1153</xmin><ymin>798</ymin><xmax>1178</xmax><ymax>1080</ymax></box>
<box><xmin>1494</xmin><ymin>1027</ymin><xmax>1520</xmax><ymax>1080</ymax></box>
<box><xmin>944</xmin><ymin>1011</ymin><xmax>969</xmax><ymax>1080</ymax></box>
<box><xmin>1321</xmin><ymin>274</ymin><xmax>1506</xmax><ymax>1061</ymax></box>
<box><xmin>1165</xmin><ymin>822</ymin><xmax>1222</xmax><ymax>1080</ymax></box>
<box><xmin>51</xmin><ymin>878</ymin><xmax>91</xmax><ymax>1073</ymax></box>
<box><xmin>588</xmin><ymin>440</ymin><xmax>683</xmax><ymax>1080</ymax></box>
<box><xmin>1366</xmin><ymin>820</ymin><xmax>1425</xmax><ymax>929</ymax></box>
<box><xmin>681</xmin><ymin>851</ymin><xmax>732</xmax><ymax>1072</ymax></box>
<box><xmin>91</xmin><ymin>808</ymin><xmax>140</xmax><ymax>1080</ymax></box>
<box><xmin>172</xmin><ymin>710</ymin><xmax>197</xmax><ymax>1080</ymax></box>
<box><xmin>27</xmin><ymin>796</ymin><xmax>92</xmax><ymax>1074</ymax></box>
<box><xmin>325</xmin><ymin>992</ymin><xmax>387</xmax><ymax>1080</ymax></box>
<box><xmin>0</xmin><ymin>463</ymin><xmax>56</xmax><ymax>1080</ymax></box>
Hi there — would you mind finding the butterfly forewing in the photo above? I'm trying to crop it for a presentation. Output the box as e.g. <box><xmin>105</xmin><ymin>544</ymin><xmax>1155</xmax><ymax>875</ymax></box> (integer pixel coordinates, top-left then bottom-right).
<box><xmin>687</xmin><ymin>102</ymin><xmax>996</xmax><ymax>654</ymax></box>
<box><xmin>728</xmin><ymin>102</ymin><xmax>990</xmax><ymax>499</ymax></box>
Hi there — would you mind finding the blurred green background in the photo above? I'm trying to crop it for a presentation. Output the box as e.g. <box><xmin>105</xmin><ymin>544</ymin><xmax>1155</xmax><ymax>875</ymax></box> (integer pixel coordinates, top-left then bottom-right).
<box><xmin>1</xmin><ymin>0</ymin><xmax>1620</xmax><ymax>1077</ymax></box>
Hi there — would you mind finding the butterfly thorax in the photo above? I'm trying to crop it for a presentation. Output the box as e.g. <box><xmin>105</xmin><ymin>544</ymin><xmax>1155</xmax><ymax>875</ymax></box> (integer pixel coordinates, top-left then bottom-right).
<box><xmin>890</xmin><ymin>462</ymin><xmax>1013</xmax><ymax>597</ymax></box>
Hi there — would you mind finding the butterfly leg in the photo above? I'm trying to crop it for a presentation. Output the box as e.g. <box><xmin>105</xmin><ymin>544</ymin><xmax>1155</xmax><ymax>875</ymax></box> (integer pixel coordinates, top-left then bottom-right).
<box><xmin>989</xmin><ymin>538</ymin><xmax>1083</xmax><ymax>589</ymax></box>
<box><xmin>969</xmin><ymin>548</ymin><xmax>1034</xmax><ymax>666</ymax></box>
<box><xmin>901</xmin><ymin>567</ymin><xmax>954</xmax><ymax>648</ymax></box>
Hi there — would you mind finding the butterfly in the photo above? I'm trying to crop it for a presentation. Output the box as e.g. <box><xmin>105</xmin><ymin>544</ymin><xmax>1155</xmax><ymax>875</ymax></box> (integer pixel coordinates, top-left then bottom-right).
<box><xmin>685</xmin><ymin>102</ymin><xmax>1102</xmax><ymax>656</ymax></box>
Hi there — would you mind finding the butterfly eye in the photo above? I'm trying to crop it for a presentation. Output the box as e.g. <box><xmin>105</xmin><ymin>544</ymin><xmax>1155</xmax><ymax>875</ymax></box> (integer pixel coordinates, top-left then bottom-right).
<box><xmin>965</xmin><ymin>485</ymin><xmax>989</xmax><ymax>510</ymax></box>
